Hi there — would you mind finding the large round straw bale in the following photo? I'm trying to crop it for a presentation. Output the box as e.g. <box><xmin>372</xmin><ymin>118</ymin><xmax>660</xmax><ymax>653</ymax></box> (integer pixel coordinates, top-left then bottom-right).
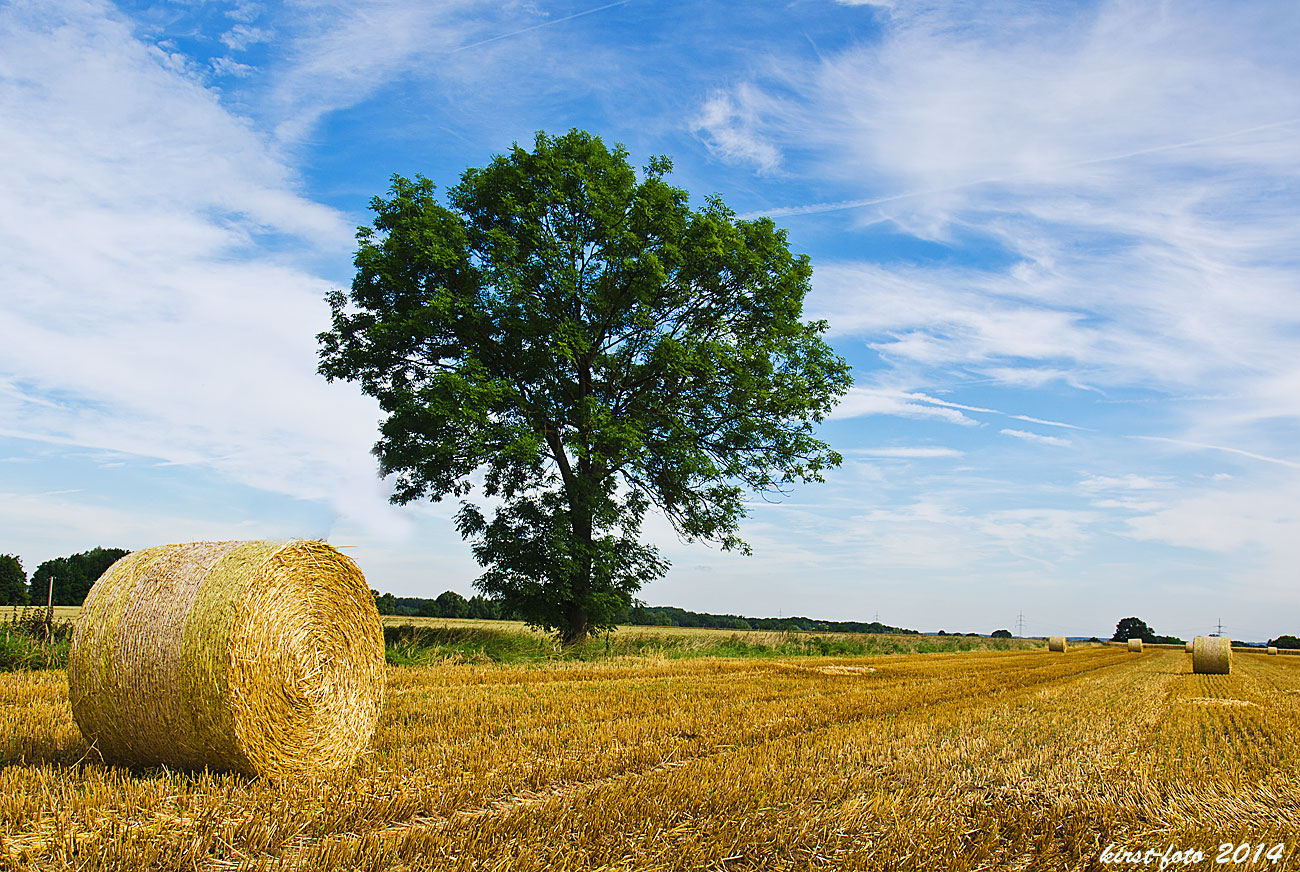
<box><xmin>1127</xmin><ymin>638</ymin><xmax>1143</xmax><ymax>653</ymax></box>
<box><xmin>1192</xmin><ymin>636</ymin><xmax>1231</xmax><ymax>675</ymax></box>
<box><xmin>1268</xmin><ymin>646</ymin><xmax>1279</xmax><ymax>655</ymax></box>
<box><xmin>1048</xmin><ymin>635</ymin><xmax>1067</xmax><ymax>653</ymax></box>
<box><xmin>1185</xmin><ymin>641</ymin><xmax>1193</xmax><ymax>653</ymax></box>
<box><xmin>68</xmin><ymin>540</ymin><xmax>384</xmax><ymax>777</ymax></box>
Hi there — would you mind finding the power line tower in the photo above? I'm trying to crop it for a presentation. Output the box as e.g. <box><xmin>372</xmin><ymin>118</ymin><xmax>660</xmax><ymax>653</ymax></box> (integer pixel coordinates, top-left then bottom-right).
<box><xmin>1016</xmin><ymin>612</ymin><xmax>1026</xmax><ymax>637</ymax></box>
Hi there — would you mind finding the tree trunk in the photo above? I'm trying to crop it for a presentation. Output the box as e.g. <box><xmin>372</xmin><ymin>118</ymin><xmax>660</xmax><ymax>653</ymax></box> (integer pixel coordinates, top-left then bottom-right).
<box><xmin>562</xmin><ymin>359</ymin><xmax>595</xmax><ymax>648</ymax></box>
<box><xmin>564</xmin><ymin>475</ymin><xmax>594</xmax><ymax>647</ymax></box>
<box><xmin>561</xmin><ymin>604</ymin><xmax>589</xmax><ymax>646</ymax></box>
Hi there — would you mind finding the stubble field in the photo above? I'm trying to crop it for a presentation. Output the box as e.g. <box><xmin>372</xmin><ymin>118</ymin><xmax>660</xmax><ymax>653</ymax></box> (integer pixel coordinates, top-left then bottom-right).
<box><xmin>1</xmin><ymin>645</ymin><xmax>1297</xmax><ymax>871</ymax></box>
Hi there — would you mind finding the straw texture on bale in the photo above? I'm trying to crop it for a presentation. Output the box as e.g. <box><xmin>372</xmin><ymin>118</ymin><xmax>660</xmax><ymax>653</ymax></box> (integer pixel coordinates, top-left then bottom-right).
<box><xmin>1127</xmin><ymin>638</ymin><xmax>1143</xmax><ymax>653</ymax></box>
<box><xmin>68</xmin><ymin>540</ymin><xmax>384</xmax><ymax>777</ymax></box>
<box><xmin>1048</xmin><ymin>636</ymin><xmax>1067</xmax><ymax>653</ymax></box>
<box><xmin>1192</xmin><ymin>636</ymin><xmax>1231</xmax><ymax>675</ymax></box>
<box><xmin>1268</xmin><ymin>646</ymin><xmax>1279</xmax><ymax>655</ymax></box>
<box><xmin>1186</xmin><ymin>641</ymin><xmax>1194</xmax><ymax>653</ymax></box>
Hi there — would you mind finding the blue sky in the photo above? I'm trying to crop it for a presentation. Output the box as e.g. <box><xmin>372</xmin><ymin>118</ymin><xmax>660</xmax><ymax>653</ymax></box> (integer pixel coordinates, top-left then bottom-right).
<box><xmin>2</xmin><ymin>0</ymin><xmax>1298</xmax><ymax>640</ymax></box>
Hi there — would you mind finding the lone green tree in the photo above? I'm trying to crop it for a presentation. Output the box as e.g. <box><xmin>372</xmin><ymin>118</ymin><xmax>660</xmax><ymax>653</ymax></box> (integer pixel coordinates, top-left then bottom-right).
<box><xmin>319</xmin><ymin>129</ymin><xmax>851</xmax><ymax>644</ymax></box>
<box><xmin>1112</xmin><ymin>616</ymin><xmax>1154</xmax><ymax>643</ymax></box>
<box><xmin>432</xmin><ymin>590</ymin><xmax>470</xmax><ymax>619</ymax></box>
<box><xmin>0</xmin><ymin>554</ymin><xmax>28</xmax><ymax>606</ymax></box>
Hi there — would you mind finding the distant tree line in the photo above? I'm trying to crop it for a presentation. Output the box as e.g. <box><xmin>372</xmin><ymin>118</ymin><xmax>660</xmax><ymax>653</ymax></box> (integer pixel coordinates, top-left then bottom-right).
<box><xmin>371</xmin><ymin>589</ymin><xmax>522</xmax><ymax>621</ymax></box>
<box><xmin>621</xmin><ymin>605</ymin><xmax>919</xmax><ymax>634</ymax></box>
<box><xmin>372</xmin><ymin>591</ymin><xmax>922</xmax><ymax>634</ymax></box>
<box><xmin>8</xmin><ymin>553</ymin><xmax>1296</xmax><ymax>649</ymax></box>
<box><xmin>0</xmin><ymin>548</ymin><xmax>129</xmax><ymax>607</ymax></box>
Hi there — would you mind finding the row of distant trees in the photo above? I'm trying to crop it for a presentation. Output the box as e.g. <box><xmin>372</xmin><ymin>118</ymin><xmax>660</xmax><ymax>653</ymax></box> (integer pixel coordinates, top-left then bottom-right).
<box><xmin>0</xmin><ymin>548</ymin><xmax>129</xmax><ymax>607</ymax></box>
<box><xmin>372</xmin><ymin>589</ymin><xmax>520</xmax><ymax>621</ymax></box>
<box><xmin>621</xmin><ymin>605</ymin><xmax>919</xmax><ymax>634</ymax></box>
<box><xmin>6</xmin><ymin>553</ymin><xmax>1299</xmax><ymax>648</ymax></box>
<box><xmin>377</xmin><ymin>590</ymin><xmax>928</xmax><ymax>635</ymax></box>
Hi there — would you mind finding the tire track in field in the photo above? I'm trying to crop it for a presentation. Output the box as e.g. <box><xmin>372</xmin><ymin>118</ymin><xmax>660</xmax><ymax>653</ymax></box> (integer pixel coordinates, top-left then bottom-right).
<box><xmin>382</xmin><ymin>653</ymin><xmax>1060</xmax><ymax>753</ymax></box>
<box><xmin>380</xmin><ymin>650</ymin><xmax>1053</xmax><ymax>758</ymax></box>
<box><xmin>373</xmin><ymin>650</ymin><xmax>1116</xmax><ymax>802</ymax></box>
<box><xmin>290</xmin><ymin>650</ymin><xmax>1133</xmax><ymax>867</ymax></box>
<box><xmin>415</xmin><ymin>650</ymin><xmax>1291</xmax><ymax>872</ymax></box>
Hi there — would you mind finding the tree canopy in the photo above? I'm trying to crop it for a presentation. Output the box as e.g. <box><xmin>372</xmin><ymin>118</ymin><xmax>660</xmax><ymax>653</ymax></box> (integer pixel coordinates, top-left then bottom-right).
<box><xmin>319</xmin><ymin>129</ymin><xmax>852</xmax><ymax>643</ymax></box>
<box><xmin>1111</xmin><ymin>617</ymin><xmax>1151</xmax><ymax>642</ymax></box>
<box><xmin>30</xmin><ymin>547</ymin><xmax>129</xmax><ymax>607</ymax></box>
<box><xmin>0</xmin><ymin>554</ymin><xmax>27</xmax><ymax>606</ymax></box>
<box><xmin>433</xmin><ymin>590</ymin><xmax>470</xmax><ymax>619</ymax></box>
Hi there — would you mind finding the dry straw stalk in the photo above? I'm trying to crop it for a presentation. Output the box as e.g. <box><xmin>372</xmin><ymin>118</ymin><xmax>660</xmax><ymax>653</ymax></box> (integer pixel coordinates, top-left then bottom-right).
<box><xmin>1192</xmin><ymin>636</ymin><xmax>1231</xmax><ymax>675</ymax></box>
<box><xmin>68</xmin><ymin>540</ymin><xmax>384</xmax><ymax>777</ymax></box>
<box><xmin>1127</xmin><ymin>638</ymin><xmax>1143</xmax><ymax>653</ymax></box>
<box><xmin>1048</xmin><ymin>636</ymin><xmax>1067</xmax><ymax>653</ymax></box>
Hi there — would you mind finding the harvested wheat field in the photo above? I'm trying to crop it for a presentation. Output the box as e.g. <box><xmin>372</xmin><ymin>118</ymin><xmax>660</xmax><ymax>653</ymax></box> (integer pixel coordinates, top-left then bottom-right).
<box><xmin>2</xmin><ymin>646</ymin><xmax>1298</xmax><ymax>870</ymax></box>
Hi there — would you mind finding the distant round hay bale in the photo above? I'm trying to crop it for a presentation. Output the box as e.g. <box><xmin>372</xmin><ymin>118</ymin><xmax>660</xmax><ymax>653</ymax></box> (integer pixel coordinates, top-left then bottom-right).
<box><xmin>1268</xmin><ymin>646</ymin><xmax>1279</xmax><ymax>655</ymax></box>
<box><xmin>1185</xmin><ymin>641</ymin><xmax>1194</xmax><ymax>653</ymax></box>
<box><xmin>68</xmin><ymin>540</ymin><xmax>384</xmax><ymax>777</ymax></box>
<box><xmin>1192</xmin><ymin>636</ymin><xmax>1231</xmax><ymax>675</ymax></box>
<box><xmin>1127</xmin><ymin>638</ymin><xmax>1143</xmax><ymax>653</ymax></box>
<box><xmin>1048</xmin><ymin>636</ymin><xmax>1067</xmax><ymax>653</ymax></box>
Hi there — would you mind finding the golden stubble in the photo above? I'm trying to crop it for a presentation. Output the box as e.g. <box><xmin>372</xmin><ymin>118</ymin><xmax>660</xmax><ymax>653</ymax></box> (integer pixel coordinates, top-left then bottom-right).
<box><xmin>1</xmin><ymin>647</ymin><xmax>1297</xmax><ymax>870</ymax></box>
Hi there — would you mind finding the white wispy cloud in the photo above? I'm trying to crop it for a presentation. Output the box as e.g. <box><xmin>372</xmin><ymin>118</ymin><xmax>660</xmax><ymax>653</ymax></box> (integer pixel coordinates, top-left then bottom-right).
<box><xmin>1127</xmin><ymin>478</ymin><xmax>1300</xmax><ymax>605</ymax></box>
<box><xmin>828</xmin><ymin>387</ymin><xmax>980</xmax><ymax>425</ymax></box>
<box><xmin>264</xmin><ymin>0</ymin><xmax>636</xmax><ymax>145</ymax></box>
<box><xmin>0</xmin><ymin>0</ymin><xmax>407</xmax><ymax>538</ymax></box>
<box><xmin>705</xmin><ymin>3</ymin><xmax>1300</xmax><ymax>618</ymax></box>
<box><xmin>220</xmin><ymin>24</ymin><xmax>273</xmax><ymax>51</ymax></box>
<box><xmin>1079</xmin><ymin>474</ymin><xmax>1175</xmax><ymax>492</ymax></box>
<box><xmin>691</xmin><ymin>86</ymin><xmax>782</xmax><ymax>172</ymax></box>
<box><xmin>726</xmin><ymin>0</ymin><xmax>1300</xmax><ymax>412</ymax></box>
<box><xmin>849</xmin><ymin>447</ymin><xmax>964</xmax><ymax>458</ymax></box>
<box><xmin>265</xmin><ymin>0</ymin><xmax>489</xmax><ymax>142</ymax></box>
<box><xmin>1000</xmin><ymin>429</ymin><xmax>1072</xmax><ymax>447</ymax></box>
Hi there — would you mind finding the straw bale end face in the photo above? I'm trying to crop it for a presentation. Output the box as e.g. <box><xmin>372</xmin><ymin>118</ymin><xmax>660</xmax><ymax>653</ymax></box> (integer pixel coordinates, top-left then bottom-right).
<box><xmin>68</xmin><ymin>540</ymin><xmax>385</xmax><ymax>778</ymax></box>
<box><xmin>1047</xmin><ymin>636</ymin><xmax>1067</xmax><ymax>653</ymax></box>
<box><xmin>1192</xmin><ymin>636</ymin><xmax>1231</xmax><ymax>675</ymax></box>
<box><xmin>1127</xmin><ymin>638</ymin><xmax>1143</xmax><ymax>653</ymax></box>
<box><xmin>1185</xmin><ymin>641</ymin><xmax>1194</xmax><ymax>653</ymax></box>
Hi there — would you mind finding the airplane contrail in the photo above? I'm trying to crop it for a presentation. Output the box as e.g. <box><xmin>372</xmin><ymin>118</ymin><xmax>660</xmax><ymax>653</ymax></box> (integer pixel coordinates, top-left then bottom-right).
<box><xmin>1134</xmin><ymin>436</ymin><xmax>1300</xmax><ymax>471</ymax></box>
<box><xmin>451</xmin><ymin>1</ymin><xmax>632</xmax><ymax>54</ymax></box>
<box><xmin>739</xmin><ymin>117</ymin><xmax>1300</xmax><ymax>220</ymax></box>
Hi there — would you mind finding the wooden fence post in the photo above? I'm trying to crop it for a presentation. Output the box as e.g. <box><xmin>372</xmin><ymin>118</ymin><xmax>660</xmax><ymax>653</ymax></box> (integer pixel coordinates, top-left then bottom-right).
<box><xmin>46</xmin><ymin>576</ymin><xmax>54</xmax><ymax>641</ymax></box>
